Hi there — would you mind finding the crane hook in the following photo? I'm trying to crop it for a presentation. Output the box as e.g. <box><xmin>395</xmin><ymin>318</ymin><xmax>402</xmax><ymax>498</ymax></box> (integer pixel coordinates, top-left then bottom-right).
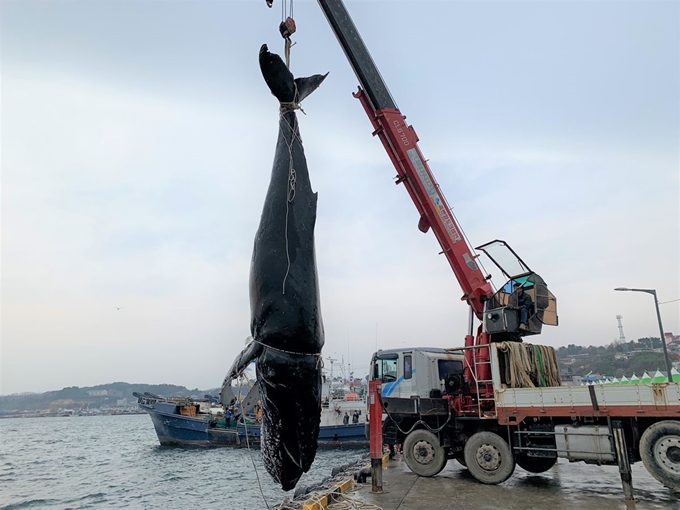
<box><xmin>279</xmin><ymin>17</ymin><xmax>296</xmax><ymax>39</ymax></box>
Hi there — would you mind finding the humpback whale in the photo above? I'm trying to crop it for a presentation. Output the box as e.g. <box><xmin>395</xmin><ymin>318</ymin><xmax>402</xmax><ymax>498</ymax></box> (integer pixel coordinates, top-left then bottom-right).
<box><xmin>221</xmin><ymin>44</ymin><xmax>327</xmax><ymax>491</ymax></box>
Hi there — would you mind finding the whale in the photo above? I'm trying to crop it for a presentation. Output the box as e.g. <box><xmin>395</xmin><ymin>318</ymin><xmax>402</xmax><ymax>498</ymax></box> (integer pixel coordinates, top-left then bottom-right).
<box><xmin>221</xmin><ymin>44</ymin><xmax>327</xmax><ymax>491</ymax></box>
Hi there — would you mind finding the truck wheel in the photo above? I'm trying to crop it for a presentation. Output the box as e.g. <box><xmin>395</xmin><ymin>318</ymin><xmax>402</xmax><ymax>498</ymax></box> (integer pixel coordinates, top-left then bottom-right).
<box><xmin>403</xmin><ymin>429</ymin><xmax>447</xmax><ymax>477</ymax></box>
<box><xmin>464</xmin><ymin>431</ymin><xmax>516</xmax><ymax>485</ymax></box>
<box><xmin>516</xmin><ymin>455</ymin><xmax>557</xmax><ymax>473</ymax></box>
<box><xmin>640</xmin><ymin>420</ymin><xmax>680</xmax><ymax>491</ymax></box>
<box><xmin>455</xmin><ymin>456</ymin><xmax>467</xmax><ymax>468</ymax></box>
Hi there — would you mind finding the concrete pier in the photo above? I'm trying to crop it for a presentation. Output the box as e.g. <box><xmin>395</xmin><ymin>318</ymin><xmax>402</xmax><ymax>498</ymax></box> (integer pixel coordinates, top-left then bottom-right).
<box><xmin>329</xmin><ymin>456</ymin><xmax>679</xmax><ymax>510</ymax></box>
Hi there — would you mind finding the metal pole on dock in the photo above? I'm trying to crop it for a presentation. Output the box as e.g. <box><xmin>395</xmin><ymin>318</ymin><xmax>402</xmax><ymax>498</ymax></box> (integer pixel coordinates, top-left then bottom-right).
<box><xmin>614</xmin><ymin>287</ymin><xmax>674</xmax><ymax>378</ymax></box>
<box><xmin>612</xmin><ymin>421</ymin><xmax>635</xmax><ymax>501</ymax></box>
<box><xmin>368</xmin><ymin>380</ymin><xmax>384</xmax><ymax>493</ymax></box>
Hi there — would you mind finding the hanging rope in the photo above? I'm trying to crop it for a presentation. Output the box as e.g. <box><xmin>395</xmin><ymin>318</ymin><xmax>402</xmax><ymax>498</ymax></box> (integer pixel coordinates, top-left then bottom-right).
<box><xmin>280</xmin><ymin>84</ymin><xmax>301</xmax><ymax>295</ymax></box>
<box><xmin>284</xmin><ymin>37</ymin><xmax>292</xmax><ymax>69</ymax></box>
<box><xmin>237</xmin><ymin>378</ymin><xmax>270</xmax><ymax>509</ymax></box>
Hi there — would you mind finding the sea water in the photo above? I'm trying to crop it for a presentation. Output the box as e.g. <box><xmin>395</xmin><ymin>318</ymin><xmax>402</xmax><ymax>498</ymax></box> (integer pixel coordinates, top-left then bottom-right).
<box><xmin>0</xmin><ymin>414</ymin><xmax>365</xmax><ymax>509</ymax></box>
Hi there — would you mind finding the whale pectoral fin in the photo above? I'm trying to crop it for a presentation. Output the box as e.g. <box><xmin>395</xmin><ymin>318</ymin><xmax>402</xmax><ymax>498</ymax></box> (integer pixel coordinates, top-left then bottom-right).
<box><xmin>219</xmin><ymin>339</ymin><xmax>264</xmax><ymax>404</ymax></box>
<box><xmin>294</xmin><ymin>73</ymin><xmax>329</xmax><ymax>103</ymax></box>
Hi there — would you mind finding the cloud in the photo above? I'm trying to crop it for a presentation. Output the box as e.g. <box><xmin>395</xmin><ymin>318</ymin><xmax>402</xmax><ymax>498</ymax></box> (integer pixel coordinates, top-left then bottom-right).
<box><xmin>2</xmin><ymin>0</ymin><xmax>678</xmax><ymax>394</ymax></box>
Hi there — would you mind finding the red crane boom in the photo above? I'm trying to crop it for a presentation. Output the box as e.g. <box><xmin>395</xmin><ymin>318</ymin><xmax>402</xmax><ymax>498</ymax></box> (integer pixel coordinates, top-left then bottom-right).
<box><xmin>352</xmin><ymin>90</ymin><xmax>492</xmax><ymax>317</ymax></box>
<box><xmin>268</xmin><ymin>0</ymin><xmax>557</xmax><ymax>384</ymax></box>
<box><xmin>309</xmin><ymin>0</ymin><xmax>493</xmax><ymax>317</ymax></box>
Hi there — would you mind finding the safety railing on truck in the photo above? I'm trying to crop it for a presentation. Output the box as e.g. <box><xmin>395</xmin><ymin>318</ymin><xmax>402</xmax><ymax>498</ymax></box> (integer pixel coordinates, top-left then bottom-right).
<box><xmin>447</xmin><ymin>341</ymin><xmax>562</xmax><ymax>419</ymax></box>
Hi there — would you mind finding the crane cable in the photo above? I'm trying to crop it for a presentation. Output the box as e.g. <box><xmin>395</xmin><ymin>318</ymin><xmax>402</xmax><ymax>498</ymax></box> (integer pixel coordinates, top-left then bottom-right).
<box><xmin>267</xmin><ymin>0</ymin><xmax>296</xmax><ymax>68</ymax></box>
<box><xmin>281</xmin><ymin>0</ymin><xmax>293</xmax><ymax>22</ymax></box>
<box><xmin>281</xmin><ymin>0</ymin><xmax>296</xmax><ymax>69</ymax></box>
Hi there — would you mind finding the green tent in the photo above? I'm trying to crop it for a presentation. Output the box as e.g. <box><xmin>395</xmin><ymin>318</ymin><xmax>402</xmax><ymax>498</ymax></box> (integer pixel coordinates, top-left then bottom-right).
<box><xmin>629</xmin><ymin>374</ymin><xmax>640</xmax><ymax>384</ymax></box>
<box><xmin>619</xmin><ymin>375</ymin><xmax>629</xmax><ymax>385</ymax></box>
<box><xmin>671</xmin><ymin>368</ymin><xmax>680</xmax><ymax>383</ymax></box>
<box><xmin>651</xmin><ymin>370</ymin><xmax>668</xmax><ymax>384</ymax></box>
<box><xmin>640</xmin><ymin>372</ymin><xmax>652</xmax><ymax>384</ymax></box>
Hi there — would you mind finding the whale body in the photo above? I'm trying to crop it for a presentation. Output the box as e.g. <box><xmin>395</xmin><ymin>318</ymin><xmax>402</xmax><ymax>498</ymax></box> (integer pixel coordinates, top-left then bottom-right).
<box><xmin>221</xmin><ymin>44</ymin><xmax>327</xmax><ymax>491</ymax></box>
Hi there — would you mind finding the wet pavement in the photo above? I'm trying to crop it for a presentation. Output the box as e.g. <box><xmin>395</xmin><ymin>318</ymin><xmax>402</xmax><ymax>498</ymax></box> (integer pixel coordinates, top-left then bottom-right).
<box><xmin>347</xmin><ymin>457</ymin><xmax>680</xmax><ymax>510</ymax></box>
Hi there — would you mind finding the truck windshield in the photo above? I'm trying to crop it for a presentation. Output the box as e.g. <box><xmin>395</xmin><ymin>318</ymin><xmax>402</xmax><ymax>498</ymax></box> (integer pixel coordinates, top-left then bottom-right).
<box><xmin>375</xmin><ymin>358</ymin><xmax>398</xmax><ymax>382</ymax></box>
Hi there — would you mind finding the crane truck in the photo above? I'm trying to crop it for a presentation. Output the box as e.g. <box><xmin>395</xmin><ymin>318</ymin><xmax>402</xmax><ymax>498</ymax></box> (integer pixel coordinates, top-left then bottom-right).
<box><xmin>269</xmin><ymin>0</ymin><xmax>680</xmax><ymax>494</ymax></box>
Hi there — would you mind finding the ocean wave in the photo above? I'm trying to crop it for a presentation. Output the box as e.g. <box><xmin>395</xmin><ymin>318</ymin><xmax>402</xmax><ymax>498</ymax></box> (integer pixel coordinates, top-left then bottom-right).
<box><xmin>0</xmin><ymin>416</ymin><xmax>375</xmax><ymax>509</ymax></box>
<box><xmin>1</xmin><ymin>498</ymin><xmax>60</xmax><ymax>510</ymax></box>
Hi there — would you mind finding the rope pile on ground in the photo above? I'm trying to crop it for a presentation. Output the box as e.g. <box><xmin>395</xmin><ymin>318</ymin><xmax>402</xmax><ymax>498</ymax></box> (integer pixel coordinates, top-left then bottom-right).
<box><xmin>328</xmin><ymin>491</ymin><xmax>383</xmax><ymax>510</ymax></box>
<box><xmin>271</xmin><ymin>457</ymin><xmax>383</xmax><ymax>510</ymax></box>
<box><xmin>497</xmin><ymin>342</ymin><xmax>561</xmax><ymax>388</ymax></box>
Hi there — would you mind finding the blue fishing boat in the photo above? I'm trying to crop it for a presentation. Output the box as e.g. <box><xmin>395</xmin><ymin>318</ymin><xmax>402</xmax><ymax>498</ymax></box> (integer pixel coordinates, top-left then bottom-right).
<box><xmin>136</xmin><ymin>392</ymin><xmax>368</xmax><ymax>448</ymax></box>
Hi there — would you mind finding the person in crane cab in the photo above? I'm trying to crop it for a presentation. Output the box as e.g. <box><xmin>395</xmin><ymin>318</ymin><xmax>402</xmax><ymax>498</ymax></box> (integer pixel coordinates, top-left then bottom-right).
<box><xmin>514</xmin><ymin>282</ymin><xmax>534</xmax><ymax>331</ymax></box>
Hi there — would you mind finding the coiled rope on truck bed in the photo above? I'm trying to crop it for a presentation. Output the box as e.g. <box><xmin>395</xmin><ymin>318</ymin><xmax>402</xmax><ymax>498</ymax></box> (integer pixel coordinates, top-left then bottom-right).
<box><xmin>537</xmin><ymin>344</ymin><xmax>561</xmax><ymax>386</ymax></box>
<box><xmin>497</xmin><ymin>342</ymin><xmax>561</xmax><ymax>388</ymax></box>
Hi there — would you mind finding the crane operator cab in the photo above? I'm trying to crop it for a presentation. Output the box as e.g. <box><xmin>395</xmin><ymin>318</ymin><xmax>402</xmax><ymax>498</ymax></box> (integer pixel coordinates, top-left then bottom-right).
<box><xmin>476</xmin><ymin>240</ymin><xmax>558</xmax><ymax>338</ymax></box>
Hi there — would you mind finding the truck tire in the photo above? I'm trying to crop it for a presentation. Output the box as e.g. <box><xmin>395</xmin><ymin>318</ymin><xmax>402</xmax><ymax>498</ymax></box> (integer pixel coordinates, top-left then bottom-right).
<box><xmin>403</xmin><ymin>429</ymin><xmax>447</xmax><ymax>477</ymax></box>
<box><xmin>455</xmin><ymin>456</ymin><xmax>467</xmax><ymax>468</ymax></box>
<box><xmin>640</xmin><ymin>420</ymin><xmax>680</xmax><ymax>491</ymax></box>
<box><xmin>464</xmin><ymin>431</ymin><xmax>516</xmax><ymax>485</ymax></box>
<box><xmin>516</xmin><ymin>455</ymin><xmax>557</xmax><ymax>474</ymax></box>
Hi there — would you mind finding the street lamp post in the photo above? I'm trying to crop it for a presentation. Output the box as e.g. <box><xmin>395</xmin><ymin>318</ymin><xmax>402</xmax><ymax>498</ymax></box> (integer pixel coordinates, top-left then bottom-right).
<box><xmin>614</xmin><ymin>287</ymin><xmax>674</xmax><ymax>379</ymax></box>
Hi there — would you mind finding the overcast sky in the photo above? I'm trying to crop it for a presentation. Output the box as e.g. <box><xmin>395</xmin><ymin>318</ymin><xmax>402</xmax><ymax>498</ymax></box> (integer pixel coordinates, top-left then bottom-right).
<box><xmin>1</xmin><ymin>0</ymin><xmax>678</xmax><ymax>395</ymax></box>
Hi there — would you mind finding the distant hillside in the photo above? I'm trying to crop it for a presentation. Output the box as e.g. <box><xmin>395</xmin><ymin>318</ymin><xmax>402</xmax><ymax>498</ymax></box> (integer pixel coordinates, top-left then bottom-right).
<box><xmin>556</xmin><ymin>337</ymin><xmax>679</xmax><ymax>379</ymax></box>
<box><xmin>559</xmin><ymin>352</ymin><xmax>669</xmax><ymax>379</ymax></box>
<box><xmin>0</xmin><ymin>382</ymin><xmax>219</xmax><ymax>413</ymax></box>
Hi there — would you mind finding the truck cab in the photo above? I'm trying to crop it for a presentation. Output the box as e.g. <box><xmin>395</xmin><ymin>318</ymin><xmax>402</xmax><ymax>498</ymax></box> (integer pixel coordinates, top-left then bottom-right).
<box><xmin>370</xmin><ymin>347</ymin><xmax>464</xmax><ymax>399</ymax></box>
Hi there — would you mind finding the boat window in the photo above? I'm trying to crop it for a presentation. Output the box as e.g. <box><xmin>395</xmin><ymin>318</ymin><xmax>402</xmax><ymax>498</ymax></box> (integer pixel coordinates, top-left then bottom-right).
<box><xmin>374</xmin><ymin>358</ymin><xmax>398</xmax><ymax>383</ymax></box>
<box><xmin>404</xmin><ymin>355</ymin><xmax>412</xmax><ymax>380</ymax></box>
<box><xmin>438</xmin><ymin>359</ymin><xmax>463</xmax><ymax>380</ymax></box>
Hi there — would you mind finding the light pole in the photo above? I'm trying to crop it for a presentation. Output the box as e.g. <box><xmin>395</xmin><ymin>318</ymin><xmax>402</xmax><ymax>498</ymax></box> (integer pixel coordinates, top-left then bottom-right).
<box><xmin>614</xmin><ymin>287</ymin><xmax>673</xmax><ymax>378</ymax></box>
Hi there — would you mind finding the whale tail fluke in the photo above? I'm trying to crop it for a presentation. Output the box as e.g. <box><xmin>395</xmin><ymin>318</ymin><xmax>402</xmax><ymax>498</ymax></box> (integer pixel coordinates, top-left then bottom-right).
<box><xmin>259</xmin><ymin>43</ymin><xmax>328</xmax><ymax>105</ymax></box>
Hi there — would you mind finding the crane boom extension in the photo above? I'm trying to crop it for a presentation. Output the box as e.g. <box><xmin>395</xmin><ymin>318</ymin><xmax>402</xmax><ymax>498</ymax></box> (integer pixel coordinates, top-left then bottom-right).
<box><xmin>316</xmin><ymin>0</ymin><xmax>492</xmax><ymax>316</ymax></box>
<box><xmin>315</xmin><ymin>0</ymin><xmax>396</xmax><ymax>112</ymax></box>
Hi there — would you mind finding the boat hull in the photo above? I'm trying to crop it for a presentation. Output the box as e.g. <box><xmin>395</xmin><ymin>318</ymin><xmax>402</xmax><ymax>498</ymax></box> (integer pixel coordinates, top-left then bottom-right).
<box><xmin>140</xmin><ymin>401</ymin><xmax>367</xmax><ymax>448</ymax></box>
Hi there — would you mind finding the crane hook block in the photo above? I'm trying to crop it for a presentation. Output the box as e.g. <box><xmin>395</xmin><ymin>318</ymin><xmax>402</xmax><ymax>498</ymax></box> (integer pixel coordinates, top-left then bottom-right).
<box><xmin>266</xmin><ymin>0</ymin><xmax>273</xmax><ymax>7</ymax></box>
<box><xmin>279</xmin><ymin>17</ymin><xmax>296</xmax><ymax>39</ymax></box>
